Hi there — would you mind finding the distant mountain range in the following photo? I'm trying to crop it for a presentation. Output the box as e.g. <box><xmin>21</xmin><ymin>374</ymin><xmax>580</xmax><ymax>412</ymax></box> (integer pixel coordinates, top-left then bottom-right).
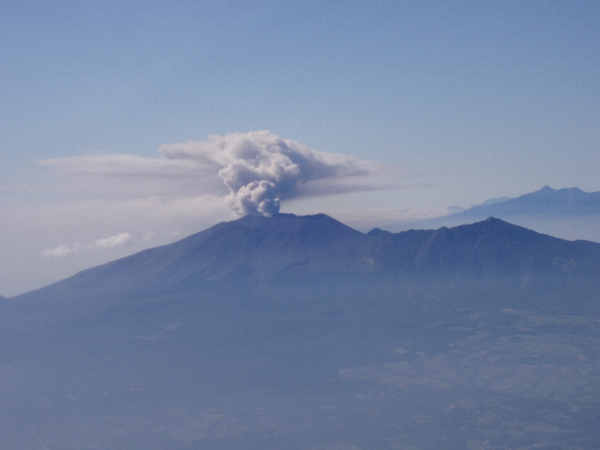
<box><xmin>389</xmin><ymin>186</ymin><xmax>600</xmax><ymax>242</ymax></box>
<box><xmin>465</xmin><ymin>185</ymin><xmax>600</xmax><ymax>217</ymax></box>
<box><xmin>2</xmin><ymin>214</ymin><xmax>600</xmax><ymax>449</ymax></box>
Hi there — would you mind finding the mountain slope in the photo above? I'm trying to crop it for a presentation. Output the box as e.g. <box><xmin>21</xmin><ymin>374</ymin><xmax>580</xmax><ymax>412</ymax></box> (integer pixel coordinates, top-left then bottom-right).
<box><xmin>5</xmin><ymin>214</ymin><xmax>379</xmax><ymax>324</ymax></box>
<box><xmin>11</xmin><ymin>213</ymin><xmax>376</xmax><ymax>297</ymax></box>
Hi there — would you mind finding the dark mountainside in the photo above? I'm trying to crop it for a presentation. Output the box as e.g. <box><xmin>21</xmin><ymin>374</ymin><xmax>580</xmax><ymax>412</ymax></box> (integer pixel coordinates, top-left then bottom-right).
<box><xmin>388</xmin><ymin>186</ymin><xmax>600</xmax><ymax>242</ymax></box>
<box><xmin>2</xmin><ymin>214</ymin><xmax>600</xmax><ymax>450</ymax></box>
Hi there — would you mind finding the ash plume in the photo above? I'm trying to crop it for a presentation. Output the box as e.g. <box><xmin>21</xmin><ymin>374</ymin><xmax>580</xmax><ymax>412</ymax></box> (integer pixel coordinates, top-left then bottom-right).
<box><xmin>160</xmin><ymin>130</ymin><xmax>373</xmax><ymax>216</ymax></box>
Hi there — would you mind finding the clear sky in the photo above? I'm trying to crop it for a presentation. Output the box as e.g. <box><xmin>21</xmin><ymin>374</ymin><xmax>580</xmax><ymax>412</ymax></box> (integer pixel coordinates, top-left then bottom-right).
<box><xmin>1</xmin><ymin>1</ymin><xmax>599</xmax><ymax>296</ymax></box>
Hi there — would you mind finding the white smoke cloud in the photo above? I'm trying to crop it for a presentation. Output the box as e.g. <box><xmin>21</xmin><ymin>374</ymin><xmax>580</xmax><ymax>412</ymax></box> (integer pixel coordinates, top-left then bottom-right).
<box><xmin>160</xmin><ymin>130</ymin><xmax>380</xmax><ymax>216</ymax></box>
<box><xmin>36</xmin><ymin>131</ymin><xmax>395</xmax><ymax>218</ymax></box>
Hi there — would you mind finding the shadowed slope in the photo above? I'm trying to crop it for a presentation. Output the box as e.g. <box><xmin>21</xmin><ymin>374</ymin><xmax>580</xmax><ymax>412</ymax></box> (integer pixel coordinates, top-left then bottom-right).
<box><xmin>374</xmin><ymin>217</ymin><xmax>600</xmax><ymax>278</ymax></box>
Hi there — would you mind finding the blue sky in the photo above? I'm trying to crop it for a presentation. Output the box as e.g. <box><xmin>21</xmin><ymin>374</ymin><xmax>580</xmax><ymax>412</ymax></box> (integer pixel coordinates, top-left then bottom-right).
<box><xmin>1</xmin><ymin>1</ymin><xmax>599</xmax><ymax>295</ymax></box>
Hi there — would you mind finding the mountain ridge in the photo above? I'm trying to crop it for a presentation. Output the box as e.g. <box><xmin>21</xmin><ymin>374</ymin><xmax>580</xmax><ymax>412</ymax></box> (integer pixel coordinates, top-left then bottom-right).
<box><xmin>459</xmin><ymin>185</ymin><xmax>600</xmax><ymax>218</ymax></box>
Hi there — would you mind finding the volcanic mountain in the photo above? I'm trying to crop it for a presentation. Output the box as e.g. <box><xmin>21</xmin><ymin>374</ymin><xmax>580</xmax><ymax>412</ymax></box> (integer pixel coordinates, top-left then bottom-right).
<box><xmin>9</xmin><ymin>213</ymin><xmax>600</xmax><ymax>308</ymax></box>
<box><xmin>2</xmin><ymin>214</ymin><xmax>600</xmax><ymax>450</ymax></box>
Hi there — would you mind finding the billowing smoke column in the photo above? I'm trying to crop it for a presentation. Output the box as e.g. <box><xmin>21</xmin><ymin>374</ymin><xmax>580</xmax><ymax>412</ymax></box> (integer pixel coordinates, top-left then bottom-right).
<box><xmin>161</xmin><ymin>130</ymin><xmax>368</xmax><ymax>216</ymax></box>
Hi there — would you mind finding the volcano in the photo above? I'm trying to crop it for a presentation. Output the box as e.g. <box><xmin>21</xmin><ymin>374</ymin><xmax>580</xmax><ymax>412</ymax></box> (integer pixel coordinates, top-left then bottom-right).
<box><xmin>3</xmin><ymin>214</ymin><xmax>600</xmax><ymax>449</ymax></box>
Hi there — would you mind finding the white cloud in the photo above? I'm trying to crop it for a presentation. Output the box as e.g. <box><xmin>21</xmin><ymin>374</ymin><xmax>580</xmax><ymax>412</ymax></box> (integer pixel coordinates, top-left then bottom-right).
<box><xmin>42</xmin><ymin>244</ymin><xmax>80</xmax><ymax>259</ymax></box>
<box><xmin>88</xmin><ymin>232</ymin><xmax>133</xmax><ymax>250</ymax></box>
<box><xmin>43</xmin><ymin>232</ymin><xmax>134</xmax><ymax>259</ymax></box>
